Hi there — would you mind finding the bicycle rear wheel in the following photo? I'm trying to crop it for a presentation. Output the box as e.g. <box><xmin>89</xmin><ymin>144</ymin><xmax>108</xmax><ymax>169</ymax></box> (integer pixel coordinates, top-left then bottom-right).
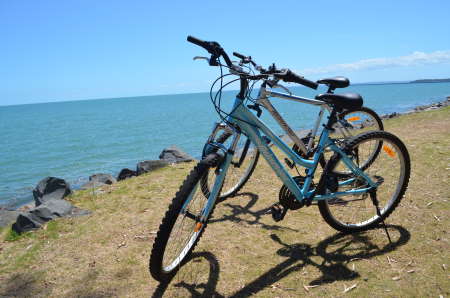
<box><xmin>149</xmin><ymin>153</ymin><xmax>223</xmax><ymax>282</ymax></box>
<box><xmin>318</xmin><ymin>131</ymin><xmax>410</xmax><ymax>233</ymax></box>
<box><xmin>335</xmin><ymin>107</ymin><xmax>383</xmax><ymax>137</ymax></box>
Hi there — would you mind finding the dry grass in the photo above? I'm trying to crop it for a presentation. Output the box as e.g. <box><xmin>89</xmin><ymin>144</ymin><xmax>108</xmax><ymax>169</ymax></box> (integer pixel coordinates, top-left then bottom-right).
<box><xmin>1</xmin><ymin>107</ymin><xmax>449</xmax><ymax>297</ymax></box>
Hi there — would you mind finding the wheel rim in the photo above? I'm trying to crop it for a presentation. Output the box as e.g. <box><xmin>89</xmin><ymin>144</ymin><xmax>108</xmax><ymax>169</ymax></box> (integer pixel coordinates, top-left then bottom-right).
<box><xmin>162</xmin><ymin>178</ymin><xmax>209</xmax><ymax>272</ymax></box>
<box><xmin>324</xmin><ymin>136</ymin><xmax>406</xmax><ymax>228</ymax></box>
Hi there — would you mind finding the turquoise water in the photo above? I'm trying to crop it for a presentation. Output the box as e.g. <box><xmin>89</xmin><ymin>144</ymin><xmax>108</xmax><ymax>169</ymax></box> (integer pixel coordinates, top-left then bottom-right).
<box><xmin>1</xmin><ymin>82</ymin><xmax>449</xmax><ymax>208</ymax></box>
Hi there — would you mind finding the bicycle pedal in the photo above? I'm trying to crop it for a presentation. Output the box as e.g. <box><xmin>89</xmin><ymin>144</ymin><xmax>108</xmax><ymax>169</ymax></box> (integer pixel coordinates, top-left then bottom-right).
<box><xmin>270</xmin><ymin>203</ymin><xmax>288</xmax><ymax>222</ymax></box>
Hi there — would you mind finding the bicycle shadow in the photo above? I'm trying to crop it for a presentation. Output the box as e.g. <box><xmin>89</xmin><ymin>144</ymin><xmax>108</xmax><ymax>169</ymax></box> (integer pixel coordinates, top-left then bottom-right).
<box><xmin>151</xmin><ymin>251</ymin><xmax>224</xmax><ymax>298</ymax></box>
<box><xmin>151</xmin><ymin>225</ymin><xmax>410</xmax><ymax>297</ymax></box>
<box><xmin>210</xmin><ymin>192</ymin><xmax>299</xmax><ymax>232</ymax></box>
<box><xmin>230</xmin><ymin>225</ymin><xmax>410</xmax><ymax>297</ymax></box>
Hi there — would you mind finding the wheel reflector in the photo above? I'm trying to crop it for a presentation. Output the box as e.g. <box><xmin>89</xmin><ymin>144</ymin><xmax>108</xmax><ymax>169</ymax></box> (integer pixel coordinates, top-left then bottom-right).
<box><xmin>194</xmin><ymin>222</ymin><xmax>203</xmax><ymax>232</ymax></box>
<box><xmin>383</xmin><ymin>145</ymin><xmax>396</xmax><ymax>158</ymax></box>
<box><xmin>347</xmin><ymin>116</ymin><xmax>361</xmax><ymax>122</ymax></box>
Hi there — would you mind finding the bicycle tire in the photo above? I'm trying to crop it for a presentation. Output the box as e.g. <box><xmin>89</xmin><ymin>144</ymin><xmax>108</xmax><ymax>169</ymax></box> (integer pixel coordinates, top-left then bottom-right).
<box><xmin>318</xmin><ymin>131</ymin><xmax>410</xmax><ymax>233</ymax></box>
<box><xmin>149</xmin><ymin>153</ymin><xmax>222</xmax><ymax>282</ymax></box>
<box><xmin>202</xmin><ymin>131</ymin><xmax>259</xmax><ymax>201</ymax></box>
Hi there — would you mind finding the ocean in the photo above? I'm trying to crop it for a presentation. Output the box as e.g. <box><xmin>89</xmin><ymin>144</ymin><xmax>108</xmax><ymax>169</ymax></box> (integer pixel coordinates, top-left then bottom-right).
<box><xmin>1</xmin><ymin>82</ymin><xmax>449</xmax><ymax>208</ymax></box>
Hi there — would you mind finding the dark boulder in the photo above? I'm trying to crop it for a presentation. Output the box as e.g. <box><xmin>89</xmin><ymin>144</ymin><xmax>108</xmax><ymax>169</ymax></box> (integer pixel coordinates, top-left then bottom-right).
<box><xmin>81</xmin><ymin>173</ymin><xmax>116</xmax><ymax>189</ymax></box>
<box><xmin>0</xmin><ymin>209</ymin><xmax>20</xmax><ymax>228</ymax></box>
<box><xmin>12</xmin><ymin>200</ymin><xmax>90</xmax><ymax>234</ymax></box>
<box><xmin>33</xmin><ymin>177</ymin><xmax>72</xmax><ymax>206</ymax></box>
<box><xmin>117</xmin><ymin>168</ymin><xmax>137</xmax><ymax>181</ymax></box>
<box><xmin>159</xmin><ymin>146</ymin><xmax>194</xmax><ymax>163</ymax></box>
<box><xmin>12</xmin><ymin>213</ymin><xmax>43</xmax><ymax>233</ymax></box>
<box><xmin>136</xmin><ymin>160</ymin><xmax>169</xmax><ymax>175</ymax></box>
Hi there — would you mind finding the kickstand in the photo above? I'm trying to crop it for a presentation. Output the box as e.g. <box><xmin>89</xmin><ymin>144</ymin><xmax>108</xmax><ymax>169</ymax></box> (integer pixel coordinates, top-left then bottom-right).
<box><xmin>369</xmin><ymin>189</ymin><xmax>392</xmax><ymax>244</ymax></box>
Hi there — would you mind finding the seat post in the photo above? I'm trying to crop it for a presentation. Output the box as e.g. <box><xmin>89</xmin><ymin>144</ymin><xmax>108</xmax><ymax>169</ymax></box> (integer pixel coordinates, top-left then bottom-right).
<box><xmin>324</xmin><ymin>107</ymin><xmax>338</xmax><ymax>130</ymax></box>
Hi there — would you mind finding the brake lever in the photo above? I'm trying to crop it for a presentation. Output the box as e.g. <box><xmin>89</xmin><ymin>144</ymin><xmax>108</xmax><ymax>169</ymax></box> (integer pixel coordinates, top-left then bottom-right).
<box><xmin>273</xmin><ymin>83</ymin><xmax>292</xmax><ymax>95</ymax></box>
<box><xmin>193</xmin><ymin>56</ymin><xmax>209</xmax><ymax>63</ymax></box>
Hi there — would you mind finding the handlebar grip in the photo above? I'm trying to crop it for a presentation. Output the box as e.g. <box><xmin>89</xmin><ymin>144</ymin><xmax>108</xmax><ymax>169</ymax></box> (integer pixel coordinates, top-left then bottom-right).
<box><xmin>233</xmin><ymin>52</ymin><xmax>246</xmax><ymax>60</ymax></box>
<box><xmin>282</xmin><ymin>70</ymin><xmax>319</xmax><ymax>89</ymax></box>
<box><xmin>187</xmin><ymin>35</ymin><xmax>207</xmax><ymax>48</ymax></box>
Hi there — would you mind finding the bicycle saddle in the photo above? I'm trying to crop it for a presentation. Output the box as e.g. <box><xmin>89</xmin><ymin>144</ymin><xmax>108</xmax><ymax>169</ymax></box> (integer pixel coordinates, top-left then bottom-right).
<box><xmin>315</xmin><ymin>92</ymin><xmax>363</xmax><ymax>110</ymax></box>
<box><xmin>317</xmin><ymin>76</ymin><xmax>350</xmax><ymax>89</ymax></box>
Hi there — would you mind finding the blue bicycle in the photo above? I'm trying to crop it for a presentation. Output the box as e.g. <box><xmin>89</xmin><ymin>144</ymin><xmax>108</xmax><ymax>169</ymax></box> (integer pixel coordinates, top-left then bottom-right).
<box><xmin>149</xmin><ymin>36</ymin><xmax>410</xmax><ymax>282</ymax></box>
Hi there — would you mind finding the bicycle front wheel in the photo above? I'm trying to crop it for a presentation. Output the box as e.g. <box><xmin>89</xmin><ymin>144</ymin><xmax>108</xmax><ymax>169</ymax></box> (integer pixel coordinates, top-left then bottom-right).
<box><xmin>318</xmin><ymin>131</ymin><xmax>410</xmax><ymax>233</ymax></box>
<box><xmin>149</xmin><ymin>153</ymin><xmax>223</xmax><ymax>282</ymax></box>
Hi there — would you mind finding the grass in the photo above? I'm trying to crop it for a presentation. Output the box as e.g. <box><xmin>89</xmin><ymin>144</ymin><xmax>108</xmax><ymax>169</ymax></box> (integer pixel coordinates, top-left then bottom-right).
<box><xmin>0</xmin><ymin>107</ymin><xmax>449</xmax><ymax>297</ymax></box>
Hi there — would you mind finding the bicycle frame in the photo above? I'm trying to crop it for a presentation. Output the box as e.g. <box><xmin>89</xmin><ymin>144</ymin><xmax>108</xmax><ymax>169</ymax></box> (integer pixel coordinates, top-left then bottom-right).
<box><xmin>199</xmin><ymin>95</ymin><xmax>378</xmax><ymax>220</ymax></box>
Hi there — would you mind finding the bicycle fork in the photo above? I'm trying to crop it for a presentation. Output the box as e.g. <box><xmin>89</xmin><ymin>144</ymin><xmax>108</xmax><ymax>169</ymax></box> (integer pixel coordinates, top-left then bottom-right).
<box><xmin>198</xmin><ymin>125</ymin><xmax>242</xmax><ymax>222</ymax></box>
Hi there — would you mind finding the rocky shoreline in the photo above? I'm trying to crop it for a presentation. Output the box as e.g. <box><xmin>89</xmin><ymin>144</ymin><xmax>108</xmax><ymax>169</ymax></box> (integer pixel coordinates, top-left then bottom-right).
<box><xmin>379</xmin><ymin>97</ymin><xmax>450</xmax><ymax>119</ymax></box>
<box><xmin>0</xmin><ymin>145</ymin><xmax>195</xmax><ymax>233</ymax></box>
<box><xmin>1</xmin><ymin>97</ymin><xmax>449</xmax><ymax>233</ymax></box>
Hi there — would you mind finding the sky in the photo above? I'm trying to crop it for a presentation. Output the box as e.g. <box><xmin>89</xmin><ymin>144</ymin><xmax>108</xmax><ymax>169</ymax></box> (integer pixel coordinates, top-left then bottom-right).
<box><xmin>1</xmin><ymin>0</ymin><xmax>450</xmax><ymax>106</ymax></box>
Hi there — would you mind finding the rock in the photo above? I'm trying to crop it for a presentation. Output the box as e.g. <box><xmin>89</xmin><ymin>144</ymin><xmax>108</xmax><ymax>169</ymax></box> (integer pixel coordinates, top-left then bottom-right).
<box><xmin>415</xmin><ymin>106</ymin><xmax>426</xmax><ymax>111</ymax></box>
<box><xmin>89</xmin><ymin>173</ymin><xmax>116</xmax><ymax>185</ymax></box>
<box><xmin>11</xmin><ymin>200</ymin><xmax>90</xmax><ymax>234</ymax></box>
<box><xmin>381</xmin><ymin>112</ymin><xmax>400</xmax><ymax>119</ymax></box>
<box><xmin>136</xmin><ymin>160</ymin><xmax>169</xmax><ymax>175</ymax></box>
<box><xmin>33</xmin><ymin>177</ymin><xmax>72</xmax><ymax>206</ymax></box>
<box><xmin>80</xmin><ymin>181</ymin><xmax>105</xmax><ymax>190</ymax></box>
<box><xmin>12</xmin><ymin>213</ymin><xmax>43</xmax><ymax>233</ymax></box>
<box><xmin>159</xmin><ymin>146</ymin><xmax>194</xmax><ymax>163</ymax></box>
<box><xmin>81</xmin><ymin>173</ymin><xmax>116</xmax><ymax>189</ymax></box>
<box><xmin>29</xmin><ymin>199</ymin><xmax>74</xmax><ymax>221</ymax></box>
<box><xmin>0</xmin><ymin>209</ymin><xmax>20</xmax><ymax>228</ymax></box>
<box><xmin>117</xmin><ymin>168</ymin><xmax>137</xmax><ymax>181</ymax></box>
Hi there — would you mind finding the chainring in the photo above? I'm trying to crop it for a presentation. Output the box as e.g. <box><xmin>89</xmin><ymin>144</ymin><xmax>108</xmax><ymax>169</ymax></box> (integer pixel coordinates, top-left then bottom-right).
<box><xmin>278</xmin><ymin>176</ymin><xmax>315</xmax><ymax>210</ymax></box>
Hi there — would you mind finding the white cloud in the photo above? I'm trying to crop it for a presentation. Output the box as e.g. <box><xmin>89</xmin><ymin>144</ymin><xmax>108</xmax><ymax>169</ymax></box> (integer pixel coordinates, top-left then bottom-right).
<box><xmin>300</xmin><ymin>50</ymin><xmax>450</xmax><ymax>75</ymax></box>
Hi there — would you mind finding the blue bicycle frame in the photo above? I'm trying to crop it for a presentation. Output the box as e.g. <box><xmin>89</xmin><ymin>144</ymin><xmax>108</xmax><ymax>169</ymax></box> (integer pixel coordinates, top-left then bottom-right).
<box><xmin>199</xmin><ymin>93</ymin><xmax>378</xmax><ymax>221</ymax></box>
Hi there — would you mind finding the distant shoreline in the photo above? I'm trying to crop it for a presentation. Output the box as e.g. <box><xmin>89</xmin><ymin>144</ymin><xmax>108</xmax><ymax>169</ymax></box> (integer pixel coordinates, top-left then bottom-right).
<box><xmin>353</xmin><ymin>78</ymin><xmax>450</xmax><ymax>86</ymax></box>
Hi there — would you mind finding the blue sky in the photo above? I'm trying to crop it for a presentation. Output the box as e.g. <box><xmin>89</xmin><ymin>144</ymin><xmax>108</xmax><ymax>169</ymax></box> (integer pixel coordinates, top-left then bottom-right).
<box><xmin>1</xmin><ymin>0</ymin><xmax>450</xmax><ymax>106</ymax></box>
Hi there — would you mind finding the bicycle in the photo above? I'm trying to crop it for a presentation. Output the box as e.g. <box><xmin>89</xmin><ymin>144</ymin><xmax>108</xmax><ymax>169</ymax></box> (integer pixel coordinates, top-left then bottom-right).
<box><xmin>149</xmin><ymin>36</ymin><xmax>410</xmax><ymax>282</ymax></box>
<box><xmin>202</xmin><ymin>53</ymin><xmax>384</xmax><ymax>200</ymax></box>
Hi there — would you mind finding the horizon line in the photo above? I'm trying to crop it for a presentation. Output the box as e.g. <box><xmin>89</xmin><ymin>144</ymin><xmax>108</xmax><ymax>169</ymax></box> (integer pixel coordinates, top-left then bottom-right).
<box><xmin>1</xmin><ymin>78</ymin><xmax>448</xmax><ymax>108</ymax></box>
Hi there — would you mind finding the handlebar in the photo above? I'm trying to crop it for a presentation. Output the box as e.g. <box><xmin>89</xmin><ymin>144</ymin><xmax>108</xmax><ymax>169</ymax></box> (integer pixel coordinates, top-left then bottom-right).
<box><xmin>187</xmin><ymin>35</ymin><xmax>318</xmax><ymax>90</ymax></box>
